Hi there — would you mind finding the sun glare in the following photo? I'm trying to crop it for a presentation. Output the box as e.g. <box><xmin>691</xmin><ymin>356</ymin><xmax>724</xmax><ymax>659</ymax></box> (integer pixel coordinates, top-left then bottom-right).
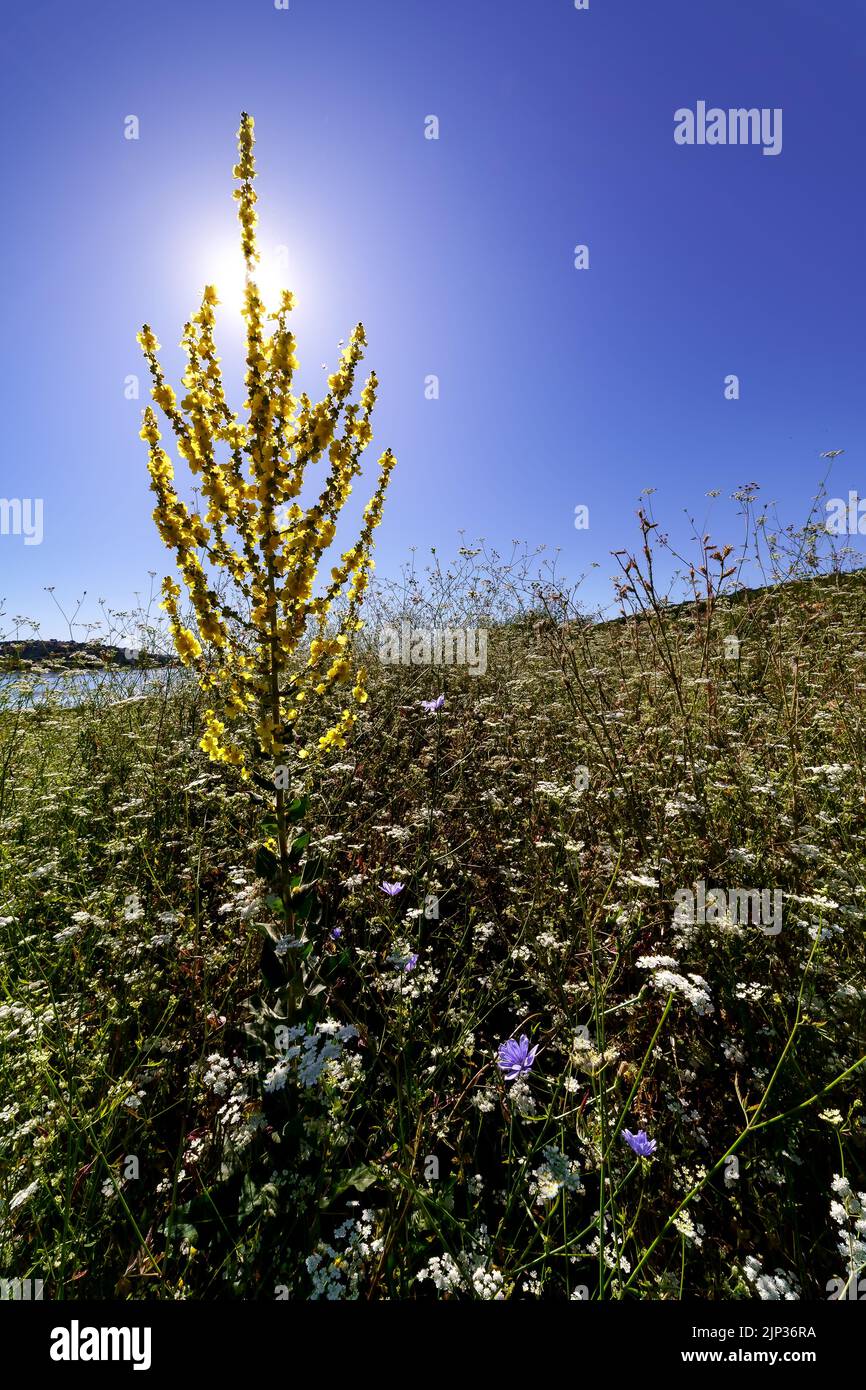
<box><xmin>199</xmin><ymin>239</ymin><xmax>293</xmax><ymax>321</ymax></box>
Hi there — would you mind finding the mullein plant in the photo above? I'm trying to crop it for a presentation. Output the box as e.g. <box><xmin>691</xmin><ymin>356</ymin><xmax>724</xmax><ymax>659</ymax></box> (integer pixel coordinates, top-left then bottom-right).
<box><xmin>136</xmin><ymin>113</ymin><xmax>396</xmax><ymax>997</ymax></box>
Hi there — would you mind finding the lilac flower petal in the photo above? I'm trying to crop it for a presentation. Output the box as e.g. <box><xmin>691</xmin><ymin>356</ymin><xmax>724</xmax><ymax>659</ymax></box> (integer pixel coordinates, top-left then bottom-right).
<box><xmin>622</xmin><ymin>1128</ymin><xmax>657</xmax><ymax>1158</ymax></box>
<box><xmin>496</xmin><ymin>1034</ymin><xmax>538</xmax><ymax>1081</ymax></box>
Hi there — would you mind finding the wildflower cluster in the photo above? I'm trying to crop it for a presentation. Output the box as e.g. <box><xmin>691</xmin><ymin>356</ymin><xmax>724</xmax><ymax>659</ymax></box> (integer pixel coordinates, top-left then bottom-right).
<box><xmin>3</xmin><ymin>512</ymin><xmax>866</xmax><ymax>1301</ymax></box>
<box><xmin>415</xmin><ymin>1228</ymin><xmax>505</xmax><ymax>1299</ymax></box>
<box><xmin>136</xmin><ymin>113</ymin><xmax>396</xmax><ymax>782</ymax></box>
<box><xmin>740</xmin><ymin>1255</ymin><xmax>801</xmax><ymax>1300</ymax></box>
<box><xmin>305</xmin><ymin>1209</ymin><xmax>384</xmax><ymax>1299</ymax></box>
<box><xmin>263</xmin><ymin>1020</ymin><xmax>360</xmax><ymax>1092</ymax></box>
<box><xmin>829</xmin><ymin>1173</ymin><xmax>866</xmax><ymax>1290</ymax></box>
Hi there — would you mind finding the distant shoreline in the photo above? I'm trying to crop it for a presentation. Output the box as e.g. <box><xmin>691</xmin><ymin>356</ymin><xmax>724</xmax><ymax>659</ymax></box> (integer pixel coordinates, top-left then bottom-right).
<box><xmin>0</xmin><ymin>639</ymin><xmax>175</xmax><ymax>671</ymax></box>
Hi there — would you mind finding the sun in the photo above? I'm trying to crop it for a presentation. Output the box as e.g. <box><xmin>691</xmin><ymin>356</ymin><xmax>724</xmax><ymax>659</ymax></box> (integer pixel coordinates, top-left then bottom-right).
<box><xmin>198</xmin><ymin>239</ymin><xmax>292</xmax><ymax>322</ymax></box>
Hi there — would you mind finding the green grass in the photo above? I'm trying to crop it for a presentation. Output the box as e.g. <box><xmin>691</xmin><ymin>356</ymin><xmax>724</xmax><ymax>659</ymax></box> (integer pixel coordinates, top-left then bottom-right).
<box><xmin>2</xmin><ymin>529</ymin><xmax>865</xmax><ymax>1300</ymax></box>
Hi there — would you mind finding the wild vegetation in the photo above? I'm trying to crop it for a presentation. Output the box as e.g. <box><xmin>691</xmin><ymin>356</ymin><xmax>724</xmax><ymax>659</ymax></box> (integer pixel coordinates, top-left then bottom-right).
<box><xmin>1</xmin><ymin>502</ymin><xmax>865</xmax><ymax>1300</ymax></box>
<box><xmin>1</xmin><ymin>111</ymin><xmax>863</xmax><ymax>1303</ymax></box>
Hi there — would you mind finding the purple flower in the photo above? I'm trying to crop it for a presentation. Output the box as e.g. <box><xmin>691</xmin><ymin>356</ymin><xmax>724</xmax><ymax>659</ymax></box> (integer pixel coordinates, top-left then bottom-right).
<box><xmin>421</xmin><ymin>694</ymin><xmax>445</xmax><ymax>713</ymax></box>
<box><xmin>380</xmin><ymin>881</ymin><xmax>404</xmax><ymax>897</ymax></box>
<box><xmin>330</xmin><ymin>927</ymin><xmax>343</xmax><ymax>940</ymax></box>
<box><xmin>622</xmin><ymin>1128</ymin><xmax>657</xmax><ymax>1158</ymax></box>
<box><xmin>497</xmin><ymin>1034</ymin><xmax>538</xmax><ymax>1082</ymax></box>
<box><xmin>403</xmin><ymin>952</ymin><xmax>419</xmax><ymax>972</ymax></box>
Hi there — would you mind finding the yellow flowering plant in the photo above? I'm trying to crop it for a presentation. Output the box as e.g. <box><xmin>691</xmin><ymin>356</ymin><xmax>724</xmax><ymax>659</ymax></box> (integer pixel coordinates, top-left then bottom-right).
<box><xmin>136</xmin><ymin>113</ymin><xmax>395</xmax><ymax>985</ymax></box>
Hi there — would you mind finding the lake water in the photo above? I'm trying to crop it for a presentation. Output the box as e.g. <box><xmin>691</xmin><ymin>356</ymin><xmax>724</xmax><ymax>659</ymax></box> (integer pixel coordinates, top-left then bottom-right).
<box><xmin>0</xmin><ymin>668</ymin><xmax>179</xmax><ymax>708</ymax></box>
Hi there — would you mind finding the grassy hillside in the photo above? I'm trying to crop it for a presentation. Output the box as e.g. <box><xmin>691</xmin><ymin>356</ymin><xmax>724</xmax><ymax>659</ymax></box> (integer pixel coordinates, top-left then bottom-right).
<box><xmin>1</xmin><ymin>552</ymin><xmax>865</xmax><ymax>1300</ymax></box>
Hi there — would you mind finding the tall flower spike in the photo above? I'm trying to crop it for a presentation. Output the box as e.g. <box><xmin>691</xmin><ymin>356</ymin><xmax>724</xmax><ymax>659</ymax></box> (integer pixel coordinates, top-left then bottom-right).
<box><xmin>136</xmin><ymin>113</ymin><xmax>397</xmax><ymax>921</ymax></box>
<box><xmin>233</xmin><ymin>112</ymin><xmax>259</xmax><ymax>272</ymax></box>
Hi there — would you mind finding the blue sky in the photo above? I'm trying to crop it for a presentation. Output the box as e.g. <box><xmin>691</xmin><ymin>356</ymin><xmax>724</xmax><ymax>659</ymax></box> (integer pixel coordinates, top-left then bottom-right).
<box><xmin>2</xmin><ymin>0</ymin><xmax>865</xmax><ymax>637</ymax></box>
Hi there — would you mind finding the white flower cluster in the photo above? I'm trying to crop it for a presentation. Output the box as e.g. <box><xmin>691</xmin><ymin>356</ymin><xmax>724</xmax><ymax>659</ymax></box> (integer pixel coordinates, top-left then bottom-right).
<box><xmin>672</xmin><ymin>1209</ymin><xmax>705</xmax><ymax>1248</ymax></box>
<box><xmin>0</xmin><ymin>1000</ymin><xmax>48</xmax><ymax>1045</ymax></box>
<box><xmin>54</xmin><ymin>922</ymin><xmax>84</xmax><ymax>944</ymax></box>
<box><xmin>637</xmin><ymin>957</ymin><xmax>713</xmax><ymax>1015</ymax></box>
<box><xmin>199</xmin><ymin>1053</ymin><xmax>262</xmax><ymax>1145</ymax></box>
<box><xmin>264</xmin><ymin>1020</ymin><xmax>359</xmax><ymax>1092</ymax></box>
<box><xmin>582</xmin><ymin>1215</ymin><xmax>632</xmax><ymax>1276</ymax></box>
<box><xmin>571</xmin><ymin>1029</ymin><xmax>617</xmax><ymax>1073</ymax></box>
<box><xmin>536</xmin><ymin>931</ymin><xmax>566</xmax><ymax>952</ymax></box>
<box><xmin>829</xmin><ymin>1173</ymin><xmax>866</xmax><ymax>1288</ymax></box>
<box><xmin>201</xmin><ymin>1053</ymin><xmax>242</xmax><ymax>1097</ymax></box>
<box><xmin>306</xmin><ymin>1208</ymin><xmax>384</xmax><ymax>1300</ymax></box>
<box><xmin>471</xmin><ymin>1086</ymin><xmax>497</xmax><ymax>1113</ymax></box>
<box><xmin>325</xmin><ymin>1050</ymin><xmax>364</xmax><ymax>1094</ymax></box>
<box><xmin>621</xmin><ymin>872</ymin><xmax>659</xmax><ymax>889</ymax></box>
<box><xmin>741</xmin><ymin>1254</ymin><xmax>800</xmax><ymax>1300</ymax></box>
<box><xmin>806</xmin><ymin>920</ymin><xmax>844</xmax><ymax>943</ymax></box>
<box><xmin>381</xmin><ymin>941</ymin><xmax>438</xmax><ymax>1001</ymax></box>
<box><xmin>527</xmin><ymin>1146</ymin><xmax>584</xmax><ymax>1205</ymax></box>
<box><xmin>734</xmin><ymin>982</ymin><xmax>768</xmax><ymax>1002</ymax></box>
<box><xmin>416</xmin><ymin>1227</ymin><xmax>504</xmax><ymax>1299</ymax></box>
<box><xmin>534</xmin><ymin>779</ymin><xmax>585</xmax><ymax>808</ymax></box>
<box><xmin>217</xmin><ymin>873</ymin><xmax>263</xmax><ymax>921</ymax></box>
<box><xmin>507</xmin><ymin>1077</ymin><xmax>536</xmax><ymax>1116</ymax></box>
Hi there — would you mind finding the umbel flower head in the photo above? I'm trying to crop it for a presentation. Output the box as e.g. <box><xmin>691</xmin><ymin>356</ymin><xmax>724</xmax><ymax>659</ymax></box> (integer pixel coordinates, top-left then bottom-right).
<box><xmin>136</xmin><ymin>113</ymin><xmax>396</xmax><ymax>779</ymax></box>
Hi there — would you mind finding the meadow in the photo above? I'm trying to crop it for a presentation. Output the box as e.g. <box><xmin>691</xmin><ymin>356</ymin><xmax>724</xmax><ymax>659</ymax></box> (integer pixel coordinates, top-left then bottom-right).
<box><xmin>1</xmin><ymin>500</ymin><xmax>865</xmax><ymax>1301</ymax></box>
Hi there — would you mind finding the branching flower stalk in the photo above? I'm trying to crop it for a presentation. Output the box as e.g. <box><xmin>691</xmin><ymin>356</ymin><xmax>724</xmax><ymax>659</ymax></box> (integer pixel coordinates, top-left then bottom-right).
<box><xmin>136</xmin><ymin>113</ymin><xmax>396</xmax><ymax>974</ymax></box>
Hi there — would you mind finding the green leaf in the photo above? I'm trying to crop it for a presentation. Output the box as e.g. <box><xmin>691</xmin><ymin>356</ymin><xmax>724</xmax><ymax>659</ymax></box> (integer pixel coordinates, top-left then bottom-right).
<box><xmin>330</xmin><ymin>1165</ymin><xmax>380</xmax><ymax>1199</ymax></box>
<box><xmin>255</xmin><ymin>845</ymin><xmax>280</xmax><ymax>880</ymax></box>
<box><xmin>293</xmin><ymin>893</ymin><xmax>320</xmax><ymax>922</ymax></box>
<box><xmin>290</xmin><ymin>832</ymin><xmax>311</xmax><ymax>856</ymax></box>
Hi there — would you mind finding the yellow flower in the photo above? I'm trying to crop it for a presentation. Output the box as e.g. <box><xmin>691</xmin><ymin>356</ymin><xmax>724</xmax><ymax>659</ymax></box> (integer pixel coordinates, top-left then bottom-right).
<box><xmin>139</xmin><ymin>410</ymin><xmax>161</xmax><ymax>445</ymax></box>
<box><xmin>352</xmin><ymin>667</ymin><xmax>368</xmax><ymax>704</ymax></box>
<box><xmin>152</xmin><ymin>383</ymin><xmax>177</xmax><ymax>414</ymax></box>
<box><xmin>174</xmin><ymin>626</ymin><xmax>202</xmax><ymax>665</ymax></box>
<box><xmin>137</xmin><ymin>327</ymin><xmax>160</xmax><ymax>354</ymax></box>
<box><xmin>137</xmin><ymin>113</ymin><xmax>397</xmax><ymax>793</ymax></box>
